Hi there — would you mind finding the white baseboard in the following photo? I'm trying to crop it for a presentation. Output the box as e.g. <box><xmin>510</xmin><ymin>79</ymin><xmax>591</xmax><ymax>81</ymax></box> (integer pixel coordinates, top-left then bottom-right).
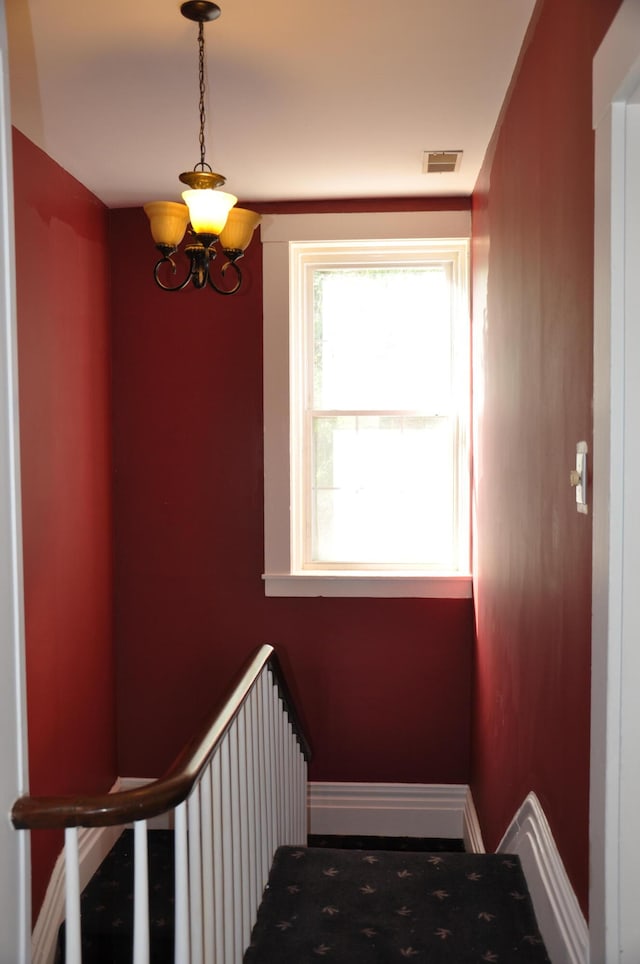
<box><xmin>498</xmin><ymin>791</ymin><xmax>588</xmax><ymax>964</ymax></box>
<box><xmin>31</xmin><ymin>780</ymin><xmax>124</xmax><ymax>964</ymax></box>
<box><xmin>308</xmin><ymin>782</ymin><xmax>470</xmax><ymax>839</ymax></box>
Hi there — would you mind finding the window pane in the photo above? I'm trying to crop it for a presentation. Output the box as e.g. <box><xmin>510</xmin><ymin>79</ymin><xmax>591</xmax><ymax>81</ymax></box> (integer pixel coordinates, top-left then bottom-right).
<box><xmin>313</xmin><ymin>266</ymin><xmax>452</xmax><ymax>412</ymax></box>
<box><xmin>311</xmin><ymin>415</ymin><xmax>454</xmax><ymax>566</ymax></box>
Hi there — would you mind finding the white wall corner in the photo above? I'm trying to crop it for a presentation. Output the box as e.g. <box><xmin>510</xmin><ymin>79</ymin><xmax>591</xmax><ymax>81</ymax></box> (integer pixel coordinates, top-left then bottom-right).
<box><xmin>308</xmin><ymin>782</ymin><xmax>469</xmax><ymax>840</ymax></box>
<box><xmin>498</xmin><ymin>791</ymin><xmax>588</xmax><ymax>964</ymax></box>
<box><xmin>463</xmin><ymin>786</ymin><xmax>485</xmax><ymax>853</ymax></box>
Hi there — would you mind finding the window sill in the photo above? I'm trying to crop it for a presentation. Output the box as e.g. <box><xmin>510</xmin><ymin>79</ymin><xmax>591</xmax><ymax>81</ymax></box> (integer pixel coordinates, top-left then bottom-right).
<box><xmin>262</xmin><ymin>572</ymin><xmax>472</xmax><ymax>599</ymax></box>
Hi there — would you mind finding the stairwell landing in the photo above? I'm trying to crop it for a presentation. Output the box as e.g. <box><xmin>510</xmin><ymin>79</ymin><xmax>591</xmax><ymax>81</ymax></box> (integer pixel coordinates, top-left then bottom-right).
<box><xmin>63</xmin><ymin>831</ymin><xmax>550</xmax><ymax>963</ymax></box>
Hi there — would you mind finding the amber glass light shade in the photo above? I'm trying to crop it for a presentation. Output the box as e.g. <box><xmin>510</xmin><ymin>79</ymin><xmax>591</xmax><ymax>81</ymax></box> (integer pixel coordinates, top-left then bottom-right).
<box><xmin>219</xmin><ymin>207</ymin><xmax>262</xmax><ymax>252</ymax></box>
<box><xmin>181</xmin><ymin>188</ymin><xmax>237</xmax><ymax>236</ymax></box>
<box><xmin>144</xmin><ymin>201</ymin><xmax>190</xmax><ymax>248</ymax></box>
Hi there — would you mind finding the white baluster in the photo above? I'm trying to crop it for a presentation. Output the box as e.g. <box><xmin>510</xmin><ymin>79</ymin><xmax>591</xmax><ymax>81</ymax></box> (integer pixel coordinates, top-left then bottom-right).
<box><xmin>200</xmin><ymin>769</ymin><xmax>214</xmax><ymax>964</ymax></box>
<box><xmin>133</xmin><ymin>820</ymin><xmax>150</xmax><ymax>964</ymax></box>
<box><xmin>276</xmin><ymin>693</ymin><xmax>286</xmax><ymax>844</ymax></box>
<box><xmin>253</xmin><ymin>670</ymin><xmax>264</xmax><ymax>892</ymax></box>
<box><xmin>211</xmin><ymin>751</ymin><xmax>225</xmax><ymax>964</ymax></box>
<box><xmin>295</xmin><ymin>732</ymin><xmax>304</xmax><ymax>843</ymax></box>
<box><xmin>270</xmin><ymin>682</ymin><xmax>280</xmax><ymax>846</ymax></box>
<box><xmin>220</xmin><ymin>733</ymin><xmax>235</xmax><ymax>964</ymax></box>
<box><xmin>269</xmin><ymin>675</ymin><xmax>279</xmax><ymax>852</ymax></box>
<box><xmin>262</xmin><ymin>672</ymin><xmax>275</xmax><ymax>872</ymax></box>
<box><xmin>256</xmin><ymin>675</ymin><xmax>268</xmax><ymax>893</ymax></box>
<box><xmin>285</xmin><ymin>729</ymin><xmax>293</xmax><ymax>843</ymax></box>
<box><xmin>230</xmin><ymin>724</ymin><xmax>243</xmax><ymax>962</ymax></box>
<box><xmin>237</xmin><ymin>704</ymin><xmax>251</xmax><ymax>944</ymax></box>
<box><xmin>295</xmin><ymin>749</ymin><xmax>303</xmax><ymax>844</ymax></box>
<box><xmin>300</xmin><ymin>754</ymin><xmax>309</xmax><ymax>845</ymax></box>
<box><xmin>281</xmin><ymin>696</ymin><xmax>289</xmax><ymax>842</ymax></box>
<box><xmin>246</xmin><ymin>685</ymin><xmax>259</xmax><ymax>916</ymax></box>
<box><xmin>289</xmin><ymin>729</ymin><xmax>296</xmax><ymax>841</ymax></box>
<box><xmin>64</xmin><ymin>827</ymin><xmax>82</xmax><ymax>964</ymax></box>
<box><xmin>211</xmin><ymin>747</ymin><xmax>225</xmax><ymax>964</ymax></box>
<box><xmin>290</xmin><ymin>723</ymin><xmax>296</xmax><ymax>840</ymax></box>
<box><xmin>291</xmin><ymin>737</ymin><xmax>300</xmax><ymax>844</ymax></box>
<box><xmin>188</xmin><ymin>788</ymin><xmax>203</xmax><ymax>964</ymax></box>
<box><xmin>174</xmin><ymin>801</ymin><xmax>190</xmax><ymax>964</ymax></box>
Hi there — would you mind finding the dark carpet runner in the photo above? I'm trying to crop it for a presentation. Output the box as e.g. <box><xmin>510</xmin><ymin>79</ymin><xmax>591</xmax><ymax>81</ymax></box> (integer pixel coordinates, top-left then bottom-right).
<box><xmin>62</xmin><ymin>831</ymin><xmax>551</xmax><ymax>963</ymax></box>
<box><xmin>308</xmin><ymin>834</ymin><xmax>466</xmax><ymax>853</ymax></box>
<box><xmin>245</xmin><ymin>845</ymin><xmax>550</xmax><ymax>963</ymax></box>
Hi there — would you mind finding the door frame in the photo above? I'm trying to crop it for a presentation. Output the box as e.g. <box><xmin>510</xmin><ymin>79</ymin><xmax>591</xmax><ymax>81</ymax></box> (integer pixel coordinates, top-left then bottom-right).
<box><xmin>591</xmin><ymin>1</ymin><xmax>640</xmax><ymax>959</ymax></box>
<box><xmin>0</xmin><ymin>0</ymin><xmax>30</xmax><ymax>959</ymax></box>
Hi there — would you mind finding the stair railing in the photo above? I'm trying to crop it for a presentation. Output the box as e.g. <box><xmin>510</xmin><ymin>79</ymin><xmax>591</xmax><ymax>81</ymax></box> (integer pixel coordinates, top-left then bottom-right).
<box><xmin>12</xmin><ymin>644</ymin><xmax>311</xmax><ymax>964</ymax></box>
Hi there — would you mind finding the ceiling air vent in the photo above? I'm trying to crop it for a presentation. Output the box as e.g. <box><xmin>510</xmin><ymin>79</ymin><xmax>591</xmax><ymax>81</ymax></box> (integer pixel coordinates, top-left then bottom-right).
<box><xmin>422</xmin><ymin>150</ymin><xmax>463</xmax><ymax>174</ymax></box>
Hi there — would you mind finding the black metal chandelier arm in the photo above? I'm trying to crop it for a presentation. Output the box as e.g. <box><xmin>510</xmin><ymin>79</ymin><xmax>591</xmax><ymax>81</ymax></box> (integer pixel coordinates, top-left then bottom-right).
<box><xmin>207</xmin><ymin>258</ymin><xmax>243</xmax><ymax>295</ymax></box>
<box><xmin>152</xmin><ymin>255</ymin><xmax>195</xmax><ymax>292</ymax></box>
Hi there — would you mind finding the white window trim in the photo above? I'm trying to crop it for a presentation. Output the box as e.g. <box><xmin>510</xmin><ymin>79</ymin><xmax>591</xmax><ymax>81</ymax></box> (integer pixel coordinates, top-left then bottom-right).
<box><xmin>262</xmin><ymin>210</ymin><xmax>472</xmax><ymax>599</ymax></box>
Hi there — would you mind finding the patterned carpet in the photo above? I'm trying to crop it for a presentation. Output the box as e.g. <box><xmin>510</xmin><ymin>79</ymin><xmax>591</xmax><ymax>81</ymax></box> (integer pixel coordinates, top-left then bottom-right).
<box><xmin>59</xmin><ymin>831</ymin><xmax>550</xmax><ymax>963</ymax></box>
<box><xmin>244</xmin><ymin>846</ymin><xmax>551</xmax><ymax>963</ymax></box>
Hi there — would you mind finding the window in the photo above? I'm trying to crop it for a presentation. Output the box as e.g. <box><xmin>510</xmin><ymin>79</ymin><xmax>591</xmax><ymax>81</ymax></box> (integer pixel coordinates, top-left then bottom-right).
<box><xmin>262</xmin><ymin>212</ymin><xmax>472</xmax><ymax>598</ymax></box>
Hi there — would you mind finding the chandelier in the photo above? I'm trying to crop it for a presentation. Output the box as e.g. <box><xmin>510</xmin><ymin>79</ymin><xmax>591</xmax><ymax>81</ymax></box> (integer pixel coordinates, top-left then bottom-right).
<box><xmin>144</xmin><ymin>1</ymin><xmax>261</xmax><ymax>294</ymax></box>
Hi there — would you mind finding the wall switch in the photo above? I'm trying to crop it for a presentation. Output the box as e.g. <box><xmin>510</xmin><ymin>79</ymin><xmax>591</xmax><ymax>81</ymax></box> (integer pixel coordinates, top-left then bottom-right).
<box><xmin>571</xmin><ymin>441</ymin><xmax>588</xmax><ymax>514</ymax></box>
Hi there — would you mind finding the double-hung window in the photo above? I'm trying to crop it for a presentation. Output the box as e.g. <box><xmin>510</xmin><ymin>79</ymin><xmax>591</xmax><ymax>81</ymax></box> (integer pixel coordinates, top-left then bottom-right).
<box><xmin>262</xmin><ymin>211</ymin><xmax>471</xmax><ymax>598</ymax></box>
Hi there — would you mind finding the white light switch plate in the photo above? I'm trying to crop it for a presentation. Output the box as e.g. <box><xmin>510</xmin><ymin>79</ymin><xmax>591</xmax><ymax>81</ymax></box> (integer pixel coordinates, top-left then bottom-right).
<box><xmin>576</xmin><ymin>441</ymin><xmax>588</xmax><ymax>514</ymax></box>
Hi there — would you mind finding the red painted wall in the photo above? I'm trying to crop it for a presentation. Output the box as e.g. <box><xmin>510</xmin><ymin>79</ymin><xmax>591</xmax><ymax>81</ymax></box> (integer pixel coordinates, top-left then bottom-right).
<box><xmin>470</xmin><ymin>0</ymin><xmax>622</xmax><ymax>915</ymax></box>
<box><xmin>110</xmin><ymin>199</ymin><xmax>474</xmax><ymax>786</ymax></box>
<box><xmin>12</xmin><ymin>129</ymin><xmax>117</xmax><ymax>917</ymax></box>
<box><xmin>13</xmin><ymin>0</ymin><xmax>630</xmax><ymax>926</ymax></box>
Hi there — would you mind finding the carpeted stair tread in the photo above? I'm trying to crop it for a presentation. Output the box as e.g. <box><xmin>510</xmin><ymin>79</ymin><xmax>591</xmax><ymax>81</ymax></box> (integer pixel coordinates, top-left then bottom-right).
<box><xmin>62</xmin><ymin>832</ymin><xmax>550</xmax><ymax>963</ymax></box>
<box><xmin>244</xmin><ymin>845</ymin><xmax>551</xmax><ymax>963</ymax></box>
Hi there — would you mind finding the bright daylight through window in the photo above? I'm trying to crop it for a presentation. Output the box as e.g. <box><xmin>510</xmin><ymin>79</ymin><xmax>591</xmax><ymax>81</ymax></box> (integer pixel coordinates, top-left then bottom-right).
<box><xmin>262</xmin><ymin>213</ymin><xmax>471</xmax><ymax>598</ymax></box>
<box><xmin>307</xmin><ymin>256</ymin><xmax>464</xmax><ymax>569</ymax></box>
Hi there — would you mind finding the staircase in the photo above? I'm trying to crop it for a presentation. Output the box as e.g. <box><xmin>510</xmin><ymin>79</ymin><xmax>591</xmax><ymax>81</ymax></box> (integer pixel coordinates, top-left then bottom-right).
<box><xmin>12</xmin><ymin>647</ymin><xmax>552</xmax><ymax>964</ymax></box>
<box><xmin>14</xmin><ymin>645</ymin><xmax>310</xmax><ymax>964</ymax></box>
<box><xmin>63</xmin><ymin>831</ymin><xmax>550</xmax><ymax>963</ymax></box>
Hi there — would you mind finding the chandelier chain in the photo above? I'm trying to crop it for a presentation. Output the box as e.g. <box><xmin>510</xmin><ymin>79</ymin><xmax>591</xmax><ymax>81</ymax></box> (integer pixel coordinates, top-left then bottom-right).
<box><xmin>197</xmin><ymin>22</ymin><xmax>208</xmax><ymax>171</ymax></box>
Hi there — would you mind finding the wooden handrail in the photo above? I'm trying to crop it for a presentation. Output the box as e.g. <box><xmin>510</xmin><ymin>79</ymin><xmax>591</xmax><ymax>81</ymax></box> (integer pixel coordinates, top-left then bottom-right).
<box><xmin>11</xmin><ymin>644</ymin><xmax>311</xmax><ymax>831</ymax></box>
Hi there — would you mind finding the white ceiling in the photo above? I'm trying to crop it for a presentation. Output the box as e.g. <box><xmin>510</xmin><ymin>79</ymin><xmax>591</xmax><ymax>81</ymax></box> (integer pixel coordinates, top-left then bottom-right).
<box><xmin>6</xmin><ymin>0</ymin><xmax>536</xmax><ymax>208</ymax></box>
